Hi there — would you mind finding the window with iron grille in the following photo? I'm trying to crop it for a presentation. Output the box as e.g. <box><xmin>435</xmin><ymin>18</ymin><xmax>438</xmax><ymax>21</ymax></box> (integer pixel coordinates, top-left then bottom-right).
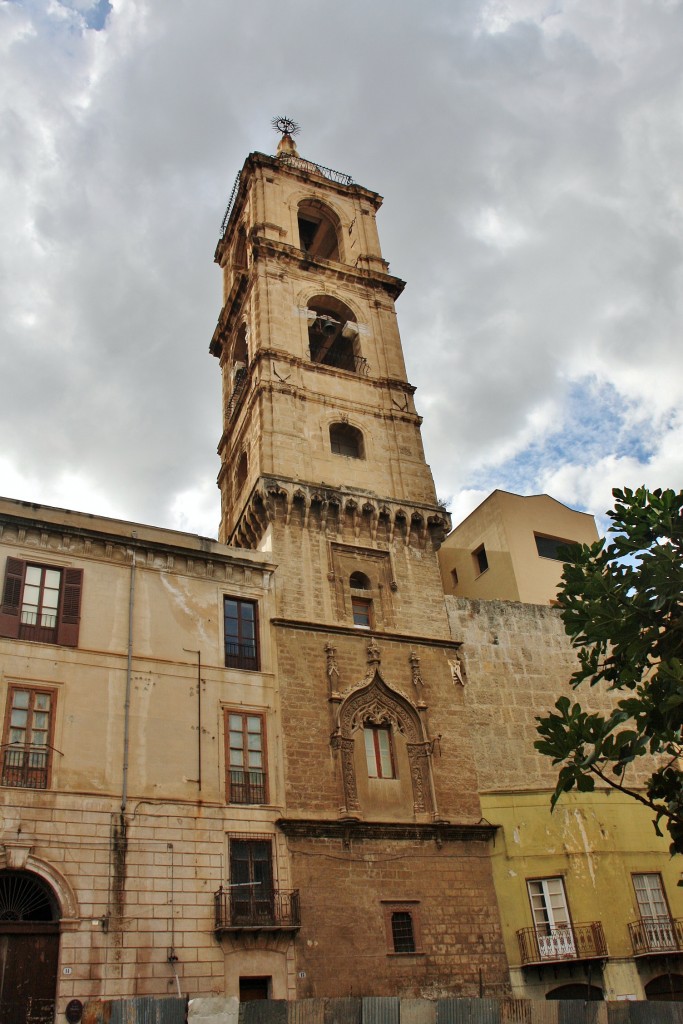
<box><xmin>2</xmin><ymin>686</ymin><xmax>56</xmax><ymax>790</ymax></box>
<box><xmin>391</xmin><ymin>912</ymin><xmax>416</xmax><ymax>953</ymax></box>
<box><xmin>381</xmin><ymin>901</ymin><xmax>422</xmax><ymax>955</ymax></box>
<box><xmin>224</xmin><ymin>597</ymin><xmax>259</xmax><ymax>670</ymax></box>
<box><xmin>0</xmin><ymin>558</ymin><xmax>83</xmax><ymax>647</ymax></box>
<box><xmin>225</xmin><ymin>711</ymin><xmax>267</xmax><ymax>804</ymax></box>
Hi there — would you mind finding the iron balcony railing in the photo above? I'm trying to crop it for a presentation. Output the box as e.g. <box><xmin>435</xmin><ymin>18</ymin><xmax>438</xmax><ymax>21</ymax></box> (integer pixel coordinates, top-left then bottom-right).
<box><xmin>228</xmin><ymin>768</ymin><xmax>266</xmax><ymax>804</ymax></box>
<box><xmin>1</xmin><ymin>745</ymin><xmax>52</xmax><ymax>790</ymax></box>
<box><xmin>227</xmin><ymin>367</ymin><xmax>248</xmax><ymax>421</ymax></box>
<box><xmin>517</xmin><ymin>923</ymin><xmax>607</xmax><ymax>966</ymax></box>
<box><xmin>629</xmin><ymin>916</ymin><xmax>683</xmax><ymax>955</ymax></box>
<box><xmin>224</xmin><ymin>641</ymin><xmax>258</xmax><ymax>671</ymax></box>
<box><xmin>214</xmin><ymin>886</ymin><xmax>300</xmax><ymax>932</ymax></box>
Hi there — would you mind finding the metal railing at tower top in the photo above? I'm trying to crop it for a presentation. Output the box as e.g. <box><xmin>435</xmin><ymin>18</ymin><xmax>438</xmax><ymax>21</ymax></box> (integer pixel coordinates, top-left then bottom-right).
<box><xmin>218</xmin><ymin>155</ymin><xmax>354</xmax><ymax>239</ymax></box>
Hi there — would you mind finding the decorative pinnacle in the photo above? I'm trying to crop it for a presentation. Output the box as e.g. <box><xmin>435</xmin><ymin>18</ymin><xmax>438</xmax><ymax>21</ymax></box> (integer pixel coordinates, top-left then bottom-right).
<box><xmin>272</xmin><ymin>116</ymin><xmax>301</xmax><ymax>138</ymax></box>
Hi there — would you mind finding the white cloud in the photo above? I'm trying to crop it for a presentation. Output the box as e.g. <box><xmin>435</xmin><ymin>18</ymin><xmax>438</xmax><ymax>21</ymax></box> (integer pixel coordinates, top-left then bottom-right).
<box><xmin>1</xmin><ymin>0</ymin><xmax>682</xmax><ymax>537</ymax></box>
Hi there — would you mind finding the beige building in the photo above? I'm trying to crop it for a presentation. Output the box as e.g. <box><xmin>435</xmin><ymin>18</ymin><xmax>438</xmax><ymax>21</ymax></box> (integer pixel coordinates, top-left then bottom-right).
<box><xmin>439</xmin><ymin>490</ymin><xmax>599</xmax><ymax>604</ymax></box>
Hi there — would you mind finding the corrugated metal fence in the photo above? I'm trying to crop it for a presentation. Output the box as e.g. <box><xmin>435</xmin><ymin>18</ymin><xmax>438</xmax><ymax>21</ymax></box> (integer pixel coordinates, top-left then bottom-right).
<box><xmin>80</xmin><ymin>996</ymin><xmax>683</xmax><ymax>1024</ymax></box>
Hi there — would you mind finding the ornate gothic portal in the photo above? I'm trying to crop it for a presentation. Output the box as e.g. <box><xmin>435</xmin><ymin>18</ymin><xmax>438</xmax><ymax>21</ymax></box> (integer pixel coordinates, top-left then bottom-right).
<box><xmin>333</xmin><ymin>671</ymin><xmax>434</xmax><ymax>818</ymax></box>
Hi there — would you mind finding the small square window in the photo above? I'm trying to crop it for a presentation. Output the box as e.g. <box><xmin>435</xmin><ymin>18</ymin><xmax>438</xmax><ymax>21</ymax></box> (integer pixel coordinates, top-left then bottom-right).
<box><xmin>352</xmin><ymin>596</ymin><xmax>372</xmax><ymax>629</ymax></box>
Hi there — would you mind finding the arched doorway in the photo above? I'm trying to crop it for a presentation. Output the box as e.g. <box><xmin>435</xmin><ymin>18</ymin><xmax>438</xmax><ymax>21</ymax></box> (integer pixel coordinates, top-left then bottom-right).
<box><xmin>645</xmin><ymin>974</ymin><xmax>683</xmax><ymax>1000</ymax></box>
<box><xmin>0</xmin><ymin>870</ymin><xmax>60</xmax><ymax>1024</ymax></box>
<box><xmin>546</xmin><ymin>983</ymin><xmax>604</xmax><ymax>1000</ymax></box>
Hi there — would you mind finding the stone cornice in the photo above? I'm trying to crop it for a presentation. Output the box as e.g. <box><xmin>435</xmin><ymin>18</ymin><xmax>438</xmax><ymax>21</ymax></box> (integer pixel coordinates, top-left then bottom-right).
<box><xmin>271</xmin><ymin>618</ymin><xmax>460</xmax><ymax>651</ymax></box>
<box><xmin>276</xmin><ymin>818</ymin><xmax>497</xmax><ymax>844</ymax></box>
<box><xmin>0</xmin><ymin>509</ymin><xmax>275</xmax><ymax>587</ymax></box>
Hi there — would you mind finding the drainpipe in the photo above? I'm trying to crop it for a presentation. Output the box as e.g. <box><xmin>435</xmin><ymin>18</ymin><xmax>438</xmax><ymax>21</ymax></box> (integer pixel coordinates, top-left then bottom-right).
<box><xmin>121</xmin><ymin>536</ymin><xmax>137</xmax><ymax>814</ymax></box>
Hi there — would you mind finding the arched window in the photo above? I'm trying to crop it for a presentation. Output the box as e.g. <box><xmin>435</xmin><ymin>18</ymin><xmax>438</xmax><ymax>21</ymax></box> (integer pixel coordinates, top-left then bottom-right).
<box><xmin>298</xmin><ymin>200</ymin><xmax>341</xmax><ymax>261</ymax></box>
<box><xmin>307</xmin><ymin>296</ymin><xmax>363</xmax><ymax>374</ymax></box>
<box><xmin>330</xmin><ymin>423</ymin><xmax>364</xmax><ymax>459</ymax></box>
<box><xmin>234</xmin><ymin>227</ymin><xmax>247</xmax><ymax>269</ymax></box>
<box><xmin>350</xmin><ymin>571</ymin><xmax>370</xmax><ymax>590</ymax></box>
<box><xmin>236</xmin><ymin>451</ymin><xmax>248</xmax><ymax>493</ymax></box>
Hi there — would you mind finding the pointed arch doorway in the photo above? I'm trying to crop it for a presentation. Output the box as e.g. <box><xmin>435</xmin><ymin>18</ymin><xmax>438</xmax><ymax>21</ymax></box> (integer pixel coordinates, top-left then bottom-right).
<box><xmin>0</xmin><ymin>870</ymin><xmax>60</xmax><ymax>1024</ymax></box>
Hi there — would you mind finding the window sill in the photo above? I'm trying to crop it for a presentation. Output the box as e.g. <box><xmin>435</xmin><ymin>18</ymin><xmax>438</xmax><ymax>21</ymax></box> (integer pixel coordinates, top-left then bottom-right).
<box><xmin>386</xmin><ymin>951</ymin><xmax>425</xmax><ymax>958</ymax></box>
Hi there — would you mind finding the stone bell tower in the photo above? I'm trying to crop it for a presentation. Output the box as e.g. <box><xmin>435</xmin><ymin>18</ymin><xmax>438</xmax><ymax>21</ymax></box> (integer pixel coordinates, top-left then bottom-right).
<box><xmin>209</xmin><ymin>122</ymin><xmax>509</xmax><ymax>999</ymax></box>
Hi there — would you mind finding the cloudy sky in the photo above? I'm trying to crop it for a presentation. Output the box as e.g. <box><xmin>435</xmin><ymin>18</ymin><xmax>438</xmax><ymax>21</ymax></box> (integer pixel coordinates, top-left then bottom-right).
<box><xmin>1</xmin><ymin>0</ymin><xmax>682</xmax><ymax>539</ymax></box>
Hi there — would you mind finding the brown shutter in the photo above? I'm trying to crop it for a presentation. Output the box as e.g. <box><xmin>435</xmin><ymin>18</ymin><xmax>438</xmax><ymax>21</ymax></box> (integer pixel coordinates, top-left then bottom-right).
<box><xmin>0</xmin><ymin>557</ymin><xmax>25</xmax><ymax>638</ymax></box>
<box><xmin>56</xmin><ymin>568</ymin><xmax>83</xmax><ymax>647</ymax></box>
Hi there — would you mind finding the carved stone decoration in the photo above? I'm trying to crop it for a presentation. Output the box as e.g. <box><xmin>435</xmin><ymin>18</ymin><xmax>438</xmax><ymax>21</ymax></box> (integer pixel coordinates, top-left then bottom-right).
<box><xmin>367</xmin><ymin>638</ymin><xmax>381</xmax><ymax>666</ymax></box>
<box><xmin>340</xmin><ymin>737</ymin><xmax>360</xmax><ymax>812</ymax></box>
<box><xmin>409</xmin><ymin>651</ymin><xmax>423</xmax><ymax>692</ymax></box>
<box><xmin>407</xmin><ymin>743</ymin><xmax>429</xmax><ymax>814</ymax></box>
<box><xmin>325</xmin><ymin>641</ymin><xmax>340</xmax><ymax>696</ymax></box>
<box><xmin>449</xmin><ymin>657</ymin><xmax>465</xmax><ymax>686</ymax></box>
<box><xmin>335</xmin><ymin>670</ymin><xmax>433</xmax><ymax>816</ymax></box>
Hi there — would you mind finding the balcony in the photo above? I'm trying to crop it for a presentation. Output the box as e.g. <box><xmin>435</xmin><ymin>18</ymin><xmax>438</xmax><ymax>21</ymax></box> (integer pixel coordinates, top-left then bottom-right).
<box><xmin>1</xmin><ymin>745</ymin><xmax>51</xmax><ymax>790</ymax></box>
<box><xmin>629</xmin><ymin>916</ymin><xmax>683</xmax><ymax>956</ymax></box>
<box><xmin>228</xmin><ymin>768</ymin><xmax>266</xmax><ymax>805</ymax></box>
<box><xmin>214</xmin><ymin>887</ymin><xmax>300</xmax><ymax>935</ymax></box>
<box><xmin>517</xmin><ymin>923</ymin><xmax>607</xmax><ymax>966</ymax></box>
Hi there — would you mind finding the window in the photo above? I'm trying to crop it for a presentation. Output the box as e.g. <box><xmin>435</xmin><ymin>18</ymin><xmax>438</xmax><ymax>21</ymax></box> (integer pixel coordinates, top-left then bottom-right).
<box><xmin>352</xmin><ymin>596</ymin><xmax>372</xmax><ymax>629</ymax></box>
<box><xmin>381</xmin><ymin>901</ymin><xmax>422</xmax><ymax>955</ymax></box>
<box><xmin>473</xmin><ymin>545</ymin><xmax>488</xmax><ymax>575</ymax></box>
<box><xmin>364</xmin><ymin>724</ymin><xmax>395</xmax><ymax>779</ymax></box>
<box><xmin>298</xmin><ymin>201</ymin><xmax>341</xmax><ymax>261</ymax></box>
<box><xmin>230</xmin><ymin>839</ymin><xmax>274</xmax><ymax>925</ymax></box>
<box><xmin>307</xmin><ymin>296</ymin><xmax>363</xmax><ymax>373</ymax></box>
<box><xmin>330</xmin><ymin>423</ymin><xmax>364</xmax><ymax>459</ymax></box>
<box><xmin>236</xmin><ymin>451</ymin><xmax>248</xmax><ymax>492</ymax></box>
<box><xmin>527</xmin><ymin>877</ymin><xmax>575</xmax><ymax>959</ymax></box>
<box><xmin>534</xmin><ymin>533</ymin><xmax>576</xmax><ymax>561</ymax></box>
<box><xmin>633</xmin><ymin>873</ymin><xmax>675</xmax><ymax>951</ymax></box>
<box><xmin>2</xmin><ymin>686</ymin><xmax>56</xmax><ymax>790</ymax></box>
<box><xmin>225</xmin><ymin>711</ymin><xmax>267</xmax><ymax>804</ymax></box>
<box><xmin>224</xmin><ymin>598</ymin><xmax>259</xmax><ymax>670</ymax></box>
<box><xmin>391</xmin><ymin>912</ymin><xmax>416</xmax><ymax>953</ymax></box>
<box><xmin>0</xmin><ymin>558</ymin><xmax>83</xmax><ymax>647</ymax></box>
<box><xmin>349</xmin><ymin>571</ymin><xmax>370</xmax><ymax>590</ymax></box>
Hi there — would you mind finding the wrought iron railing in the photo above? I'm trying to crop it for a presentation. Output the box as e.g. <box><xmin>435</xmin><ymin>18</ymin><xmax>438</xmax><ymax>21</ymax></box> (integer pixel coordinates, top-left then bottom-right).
<box><xmin>1</xmin><ymin>745</ymin><xmax>52</xmax><ymax>790</ymax></box>
<box><xmin>18</xmin><ymin>611</ymin><xmax>57</xmax><ymax>644</ymax></box>
<box><xmin>224</xmin><ymin>640</ymin><xmax>258</xmax><ymax>671</ymax></box>
<box><xmin>277</xmin><ymin>154</ymin><xmax>353</xmax><ymax>186</ymax></box>
<box><xmin>0</xmin><ymin>997</ymin><xmax>56</xmax><ymax>1024</ymax></box>
<box><xmin>629</xmin><ymin>916</ymin><xmax>683</xmax><ymax>955</ymax></box>
<box><xmin>227</xmin><ymin>367</ymin><xmax>248</xmax><ymax>420</ymax></box>
<box><xmin>228</xmin><ymin>768</ymin><xmax>266</xmax><ymax>804</ymax></box>
<box><xmin>517</xmin><ymin>923</ymin><xmax>607</xmax><ymax>965</ymax></box>
<box><xmin>214</xmin><ymin>886</ymin><xmax>300</xmax><ymax>931</ymax></box>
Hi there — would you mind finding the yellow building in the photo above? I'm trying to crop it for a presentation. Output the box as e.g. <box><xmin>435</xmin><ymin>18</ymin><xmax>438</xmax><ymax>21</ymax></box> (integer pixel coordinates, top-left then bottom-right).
<box><xmin>447</xmin><ymin>592</ymin><xmax>683</xmax><ymax>1001</ymax></box>
<box><xmin>439</xmin><ymin>490</ymin><xmax>599</xmax><ymax>604</ymax></box>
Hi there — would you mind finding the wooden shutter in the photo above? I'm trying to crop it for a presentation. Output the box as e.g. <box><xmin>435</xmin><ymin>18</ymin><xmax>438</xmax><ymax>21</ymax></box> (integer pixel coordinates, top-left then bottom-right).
<box><xmin>0</xmin><ymin>557</ymin><xmax>25</xmax><ymax>638</ymax></box>
<box><xmin>56</xmin><ymin>568</ymin><xmax>83</xmax><ymax>647</ymax></box>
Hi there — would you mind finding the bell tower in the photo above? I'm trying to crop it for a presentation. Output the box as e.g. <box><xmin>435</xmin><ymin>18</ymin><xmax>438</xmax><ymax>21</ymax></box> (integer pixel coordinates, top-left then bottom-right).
<box><xmin>208</xmin><ymin>123</ymin><xmax>509</xmax><ymax>998</ymax></box>
<box><xmin>211</xmin><ymin>120</ymin><xmax>449</xmax><ymax>567</ymax></box>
